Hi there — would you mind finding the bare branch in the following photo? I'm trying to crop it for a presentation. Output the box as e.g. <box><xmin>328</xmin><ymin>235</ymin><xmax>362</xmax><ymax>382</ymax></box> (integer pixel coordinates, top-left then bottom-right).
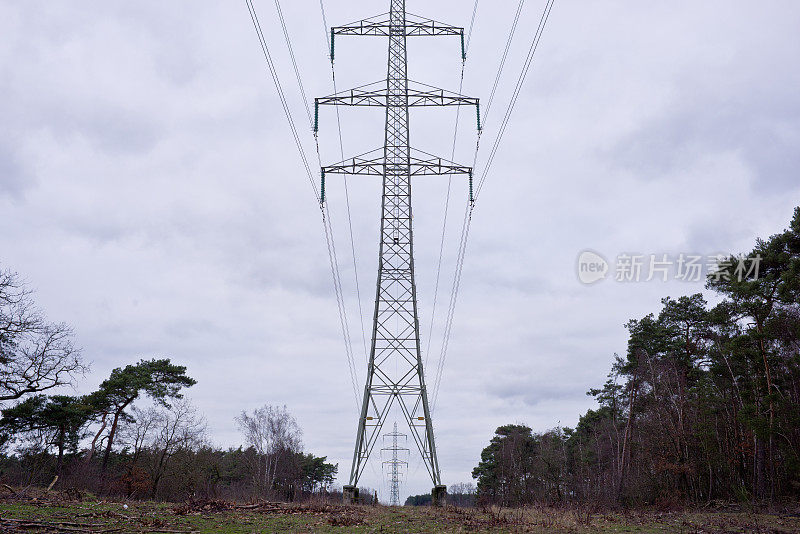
<box><xmin>0</xmin><ymin>268</ymin><xmax>88</xmax><ymax>404</ymax></box>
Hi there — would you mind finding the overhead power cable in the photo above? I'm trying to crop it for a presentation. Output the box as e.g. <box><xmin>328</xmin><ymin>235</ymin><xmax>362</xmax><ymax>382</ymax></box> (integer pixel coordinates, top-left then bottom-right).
<box><xmin>318</xmin><ymin>0</ymin><xmax>370</xmax><ymax>363</ymax></box>
<box><xmin>245</xmin><ymin>0</ymin><xmax>319</xmax><ymax>202</ymax></box>
<box><xmin>245</xmin><ymin>0</ymin><xmax>360</xmax><ymax>406</ymax></box>
<box><xmin>270</xmin><ymin>0</ymin><xmax>362</xmax><ymax>403</ymax></box>
<box><xmin>475</xmin><ymin>0</ymin><xmax>555</xmax><ymax>200</ymax></box>
<box><xmin>432</xmin><ymin>203</ymin><xmax>472</xmax><ymax>411</ymax></box>
<box><xmin>431</xmin><ymin>0</ymin><xmax>556</xmax><ymax>409</ymax></box>
<box><xmin>465</xmin><ymin>0</ymin><xmax>480</xmax><ymax>51</ymax></box>
<box><xmin>482</xmin><ymin>0</ymin><xmax>525</xmax><ymax>130</ymax></box>
<box><xmin>425</xmin><ymin>0</ymin><xmax>480</xmax><ymax>370</ymax></box>
<box><xmin>322</xmin><ymin>203</ymin><xmax>361</xmax><ymax>403</ymax></box>
<box><xmin>431</xmin><ymin>0</ymin><xmax>512</xmax><ymax>408</ymax></box>
<box><xmin>273</xmin><ymin>0</ymin><xmax>314</xmax><ymax>128</ymax></box>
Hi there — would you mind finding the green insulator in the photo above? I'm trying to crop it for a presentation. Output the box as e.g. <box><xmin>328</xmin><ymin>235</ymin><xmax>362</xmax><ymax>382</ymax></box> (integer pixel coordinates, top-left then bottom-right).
<box><xmin>469</xmin><ymin>171</ymin><xmax>474</xmax><ymax>204</ymax></box>
<box><xmin>330</xmin><ymin>30</ymin><xmax>335</xmax><ymax>62</ymax></box>
<box><xmin>460</xmin><ymin>33</ymin><xmax>466</xmax><ymax>62</ymax></box>
<box><xmin>314</xmin><ymin>100</ymin><xmax>319</xmax><ymax>133</ymax></box>
<box><xmin>321</xmin><ymin>170</ymin><xmax>326</xmax><ymax>203</ymax></box>
<box><xmin>476</xmin><ymin>102</ymin><xmax>482</xmax><ymax>132</ymax></box>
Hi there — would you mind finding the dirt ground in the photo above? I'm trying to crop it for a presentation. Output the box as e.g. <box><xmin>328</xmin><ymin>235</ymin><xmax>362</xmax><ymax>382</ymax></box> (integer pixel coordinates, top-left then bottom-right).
<box><xmin>1</xmin><ymin>487</ymin><xmax>799</xmax><ymax>533</ymax></box>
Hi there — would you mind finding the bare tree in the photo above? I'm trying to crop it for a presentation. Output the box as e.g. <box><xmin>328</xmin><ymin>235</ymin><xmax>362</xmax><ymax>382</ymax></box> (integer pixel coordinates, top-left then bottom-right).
<box><xmin>118</xmin><ymin>406</ymin><xmax>162</xmax><ymax>497</ymax></box>
<box><xmin>235</xmin><ymin>405</ymin><xmax>302</xmax><ymax>497</ymax></box>
<box><xmin>148</xmin><ymin>399</ymin><xmax>206</xmax><ymax>497</ymax></box>
<box><xmin>118</xmin><ymin>400</ymin><xmax>206</xmax><ymax>498</ymax></box>
<box><xmin>0</xmin><ymin>268</ymin><xmax>87</xmax><ymax>404</ymax></box>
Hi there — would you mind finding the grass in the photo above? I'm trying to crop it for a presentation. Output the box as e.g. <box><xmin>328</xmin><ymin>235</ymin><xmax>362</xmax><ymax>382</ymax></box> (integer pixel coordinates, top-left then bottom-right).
<box><xmin>1</xmin><ymin>494</ymin><xmax>799</xmax><ymax>533</ymax></box>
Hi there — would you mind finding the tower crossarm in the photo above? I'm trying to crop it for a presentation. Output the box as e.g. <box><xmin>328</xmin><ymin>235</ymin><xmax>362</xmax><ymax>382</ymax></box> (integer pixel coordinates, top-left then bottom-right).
<box><xmin>331</xmin><ymin>13</ymin><xmax>463</xmax><ymax>37</ymax></box>
<box><xmin>317</xmin><ymin>82</ymin><xmax>478</xmax><ymax>108</ymax></box>
<box><xmin>322</xmin><ymin>148</ymin><xmax>472</xmax><ymax>177</ymax></box>
<box><xmin>315</xmin><ymin>81</ymin><xmax>480</xmax><ymax>134</ymax></box>
<box><xmin>329</xmin><ymin>12</ymin><xmax>467</xmax><ymax>63</ymax></box>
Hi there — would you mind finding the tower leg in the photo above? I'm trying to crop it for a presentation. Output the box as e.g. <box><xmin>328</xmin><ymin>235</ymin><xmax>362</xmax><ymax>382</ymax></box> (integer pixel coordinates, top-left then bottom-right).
<box><xmin>343</xmin><ymin>485</ymin><xmax>358</xmax><ymax>504</ymax></box>
<box><xmin>431</xmin><ymin>485</ymin><xmax>447</xmax><ymax>506</ymax></box>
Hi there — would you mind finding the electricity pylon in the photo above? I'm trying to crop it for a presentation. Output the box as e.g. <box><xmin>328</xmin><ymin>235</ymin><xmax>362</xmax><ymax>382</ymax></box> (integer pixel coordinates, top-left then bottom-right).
<box><xmin>382</xmin><ymin>422</ymin><xmax>408</xmax><ymax>506</ymax></box>
<box><xmin>315</xmin><ymin>0</ymin><xmax>479</xmax><ymax>505</ymax></box>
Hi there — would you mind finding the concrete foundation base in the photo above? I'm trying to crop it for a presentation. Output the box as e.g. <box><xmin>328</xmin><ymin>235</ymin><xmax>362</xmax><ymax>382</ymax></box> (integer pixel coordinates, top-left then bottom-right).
<box><xmin>343</xmin><ymin>485</ymin><xmax>358</xmax><ymax>504</ymax></box>
<box><xmin>431</xmin><ymin>485</ymin><xmax>447</xmax><ymax>506</ymax></box>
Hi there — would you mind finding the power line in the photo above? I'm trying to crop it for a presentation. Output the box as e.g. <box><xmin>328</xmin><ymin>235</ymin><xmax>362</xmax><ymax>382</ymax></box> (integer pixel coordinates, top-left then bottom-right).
<box><xmin>465</xmin><ymin>0</ymin><xmax>480</xmax><ymax>52</ymax></box>
<box><xmin>426</xmin><ymin>0</ymin><xmax>480</xmax><ymax>370</ymax></box>
<box><xmin>431</xmin><ymin>0</ymin><xmax>556</xmax><ymax>408</ymax></box>
<box><xmin>251</xmin><ymin>0</ymin><xmax>555</xmax><ymax>490</ymax></box>
<box><xmin>245</xmin><ymin>0</ymin><xmax>360</xmax><ymax>407</ymax></box>
<box><xmin>273</xmin><ymin>0</ymin><xmax>313</xmax><ymax>128</ymax></box>
<box><xmin>430</xmin><ymin>0</ymin><xmax>497</xmax><ymax>408</ymax></box>
<box><xmin>433</xmin><ymin>203</ymin><xmax>472</xmax><ymax>411</ymax></box>
<box><xmin>323</xmin><ymin>204</ymin><xmax>361</xmax><ymax>404</ymax></box>
<box><xmin>270</xmin><ymin>0</ymin><xmax>362</xmax><ymax>403</ymax></box>
<box><xmin>245</xmin><ymin>0</ymin><xmax>319</xmax><ymax>202</ymax></box>
<box><xmin>475</xmin><ymin>0</ymin><xmax>556</xmax><ymax>200</ymax></box>
<box><xmin>319</xmin><ymin>0</ymin><xmax>370</xmax><ymax>363</ymax></box>
<box><xmin>482</xmin><ymin>0</ymin><xmax>525</xmax><ymax>130</ymax></box>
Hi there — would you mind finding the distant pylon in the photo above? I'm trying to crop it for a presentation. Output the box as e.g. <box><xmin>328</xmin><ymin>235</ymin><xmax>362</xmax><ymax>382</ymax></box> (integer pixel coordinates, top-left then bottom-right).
<box><xmin>382</xmin><ymin>422</ymin><xmax>408</xmax><ymax>506</ymax></box>
<box><xmin>316</xmin><ymin>0</ymin><xmax>479</xmax><ymax>504</ymax></box>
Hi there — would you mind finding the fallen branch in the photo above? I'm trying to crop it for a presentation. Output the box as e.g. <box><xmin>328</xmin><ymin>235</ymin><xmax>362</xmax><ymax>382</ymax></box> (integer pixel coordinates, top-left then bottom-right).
<box><xmin>2</xmin><ymin>484</ymin><xmax>21</xmax><ymax>497</ymax></box>
<box><xmin>0</xmin><ymin>517</ymin><xmax>120</xmax><ymax>533</ymax></box>
<box><xmin>234</xmin><ymin>503</ymin><xmax>262</xmax><ymax>509</ymax></box>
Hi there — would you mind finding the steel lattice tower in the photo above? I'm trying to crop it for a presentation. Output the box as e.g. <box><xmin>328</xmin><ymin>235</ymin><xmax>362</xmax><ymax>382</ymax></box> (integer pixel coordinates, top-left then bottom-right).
<box><xmin>382</xmin><ymin>422</ymin><xmax>408</xmax><ymax>506</ymax></box>
<box><xmin>315</xmin><ymin>0</ymin><xmax>479</xmax><ymax>504</ymax></box>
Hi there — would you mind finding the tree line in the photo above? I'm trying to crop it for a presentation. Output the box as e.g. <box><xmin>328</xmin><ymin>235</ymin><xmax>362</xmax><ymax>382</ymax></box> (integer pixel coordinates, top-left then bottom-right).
<box><xmin>405</xmin><ymin>482</ymin><xmax>477</xmax><ymax>507</ymax></box>
<box><xmin>0</xmin><ymin>269</ymin><xmax>337</xmax><ymax>501</ymax></box>
<box><xmin>473</xmin><ymin>207</ymin><xmax>800</xmax><ymax>506</ymax></box>
<box><xmin>5</xmin><ymin>207</ymin><xmax>798</xmax><ymax>506</ymax></box>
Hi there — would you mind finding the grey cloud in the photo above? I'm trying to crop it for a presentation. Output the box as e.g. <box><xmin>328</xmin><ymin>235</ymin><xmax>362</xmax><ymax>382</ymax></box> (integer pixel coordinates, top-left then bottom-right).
<box><xmin>486</xmin><ymin>374</ymin><xmax>586</xmax><ymax>408</ymax></box>
<box><xmin>36</xmin><ymin>102</ymin><xmax>162</xmax><ymax>155</ymax></box>
<box><xmin>0</xmin><ymin>143</ymin><xmax>29</xmax><ymax>198</ymax></box>
<box><xmin>610</xmin><ymin>89</ymin><xmax>800</xmax><ymax>193</ymax></box>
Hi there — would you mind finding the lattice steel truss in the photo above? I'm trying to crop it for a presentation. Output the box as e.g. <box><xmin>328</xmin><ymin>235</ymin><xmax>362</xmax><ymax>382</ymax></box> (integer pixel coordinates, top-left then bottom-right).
<box><xmin>317</xmin><ymin>0</ymin><xmax>479</xmax><ymax>490</ymax></box>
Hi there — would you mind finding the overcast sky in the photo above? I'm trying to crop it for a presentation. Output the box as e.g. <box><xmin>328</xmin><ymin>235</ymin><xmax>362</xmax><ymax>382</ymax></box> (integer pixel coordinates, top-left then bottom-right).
<box><xmin>1</xmin><ymin>0</ymin><xmax>799</xmax><ymax>501</ymax></box>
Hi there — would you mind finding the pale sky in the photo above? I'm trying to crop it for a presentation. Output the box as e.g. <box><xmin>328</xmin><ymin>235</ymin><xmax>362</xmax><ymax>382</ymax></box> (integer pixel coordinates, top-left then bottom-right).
<box><xmin>1</xmin><ymin>0</ymin><xmax>799</xmax><ymax>501</ymax></box>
